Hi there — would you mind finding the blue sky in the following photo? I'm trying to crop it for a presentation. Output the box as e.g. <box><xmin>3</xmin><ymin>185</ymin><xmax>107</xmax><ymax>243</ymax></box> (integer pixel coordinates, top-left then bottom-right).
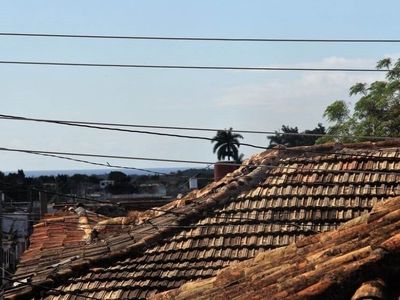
<box><xmin>0</xmin><ymin>1</ymin><xmax>399</xmax><ymax>172</ymax></box>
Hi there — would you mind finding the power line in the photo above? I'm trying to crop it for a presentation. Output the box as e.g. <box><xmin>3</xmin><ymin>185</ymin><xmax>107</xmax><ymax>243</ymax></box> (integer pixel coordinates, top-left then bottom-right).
<box><xmin>0</xmin><ymin>148</ymin><xmax>213</xmax><ymax>183</ymax></box>
<box><xmin>0</xmin><ymin>162</ymin><xmax>212</xmax><ymax>214</ymax></box>
<box><xmin>2</xmin><ymin>113</ymin><xmax>399</xmax><ymax>156</ymax></box>
<box><xmin>0</xmin><ymin>146</ymin><xmax>213</xmax><ymax>165</ymax></box>
<box><xmin>0</xmin><ymin>180</ymin><xmax>155</xmax><ymax>208</ymax></box>
<box><xmin>1</xmin><ymin>199</ymin><xmax>329</xmax><ymax>232</ymax></box>
<box><xmin>0</xmin><ymin>268</ymin><xmax>101</xmax><ymax>300</ymax></box>
<box><xmin>2</xmin><ymin>145</ymin><xmax>400</xmax><ymax>177</ymax></box>
<box><xmin>1</xmin><ymin>177</ymin><xmax>390</xmax><ymax>226</ymax></box>
<box><xmin>0</xmin><ymin>141</ymin><xmax>400</xmax><ymax>183</ymax></box>
<box><xmin>0</xmin><ymin>32</ymin><xmax>399</xmax><ymax>43</ymax></box>
<box><xmin>0</xmin><ymin>180</ymin><xmax>202</xmax><ymax>216</ymax></box>
<box><xmin>1</xmin><ymin>199</ymin><xmax>328</xmax><ymax>232</ymax></box>
<box><xmin>0</xmin><ymin>60</ymin><xmax>386</xmax><ymax>72</ymax></box>
<box><xmin>36</xmin><ymin>151</ymin><xmax>213</xmax><ymax>181</ymax></box>
<box><xmin>0</xmin><ymin>180</ymin><xmax>202</xmax><ymax>211</ymax></box>
<box><xmin>1</xmin><ymin>169</ymin><xmax>398</xmax><ymax>238</ymax></box>
<box><xmin>1</xmin><ymin>179</ymin><xmax>398</xmax><ymax>219</ymax></box>
<box><xmin>0</xmin><ymin>113</ymin><xmax>395</xmax><ymax>141</ymax></box>
<box><xmin>0</xmin><ymin>114</ymin><xmax>267</xmax><ymax>150</ymax></box>
<box><xmin>33</xmin><ymin>151</ymin><xmax>173</xmax><ymax>176</ymax></box>
<box><xmin>0</xmin><ymin>185</ymin><xmax>395</xmax><ymax>243</ymax></box>
<box><xmin>0</xmin><ymin>180</ymin><xmax>113</xmax><ymax>205</ymax></box>
<box><xmin>0</xmin><ymin>216</ymin><xmax>323</xmax><ymax>231</ymax></box>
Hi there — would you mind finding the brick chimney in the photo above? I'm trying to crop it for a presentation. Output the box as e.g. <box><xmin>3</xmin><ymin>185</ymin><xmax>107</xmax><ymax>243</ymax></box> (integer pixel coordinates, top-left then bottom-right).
<box><xmin>214</xmin><ymin>162</ymin><xmax>239</xmax><ymax>181</ymax></box>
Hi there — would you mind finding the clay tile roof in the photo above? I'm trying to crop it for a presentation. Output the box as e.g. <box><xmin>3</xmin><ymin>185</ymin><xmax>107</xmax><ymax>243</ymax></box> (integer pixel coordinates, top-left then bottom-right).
<box><xmin>5</xmin><ymin>140</ymin><xmax>400</xmax><ymax>299</ymax></box>
<box><xmin>151</xmin><ymin>196</ymin><xmax>400</xmax><ymax>300</ymax></box>
<box><xmin>11</xmin><ymin>210</ymin><xmax>107</xmax><ymax>284</ymax></box>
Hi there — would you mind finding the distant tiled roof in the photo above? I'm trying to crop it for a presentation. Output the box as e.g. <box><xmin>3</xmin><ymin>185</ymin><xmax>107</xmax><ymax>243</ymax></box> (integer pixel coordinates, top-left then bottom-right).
<box><xmin>5</xmin><ymin>141</ymin><xmax>400</xmax><ymax>299</ymax></box>
<box><xmin>151</xmin><ymin>196</ymin><xmax>400</xmax><ymax>300</ymax></box>
<box><xmin>13</xmin><ymin>210</ymin><xmax>107</xmax><ymax>283</ymax></box>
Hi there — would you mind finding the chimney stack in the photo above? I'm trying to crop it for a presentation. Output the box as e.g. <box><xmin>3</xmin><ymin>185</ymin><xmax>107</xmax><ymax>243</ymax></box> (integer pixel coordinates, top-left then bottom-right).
<box><xmin>214</xmin><ymin>162</ymin><xmax>239</xmax><ymax>181</ymax></box>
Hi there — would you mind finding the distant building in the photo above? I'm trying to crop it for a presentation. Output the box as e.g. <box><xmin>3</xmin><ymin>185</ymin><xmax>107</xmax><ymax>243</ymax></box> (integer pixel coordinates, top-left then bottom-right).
<box><xmin>1</xmin><ymin>213</ymin><xmax>29</xmax><ymax>279</ymax></box>
<box><xmin>189</xmin><ymin>177</ymin><xmax>198</xmax><ymax>190</ymax></box>
<box><xmin>1</xmin><ymin>191</ymin><xmax>48</xmax><ymax>286</ymax></box>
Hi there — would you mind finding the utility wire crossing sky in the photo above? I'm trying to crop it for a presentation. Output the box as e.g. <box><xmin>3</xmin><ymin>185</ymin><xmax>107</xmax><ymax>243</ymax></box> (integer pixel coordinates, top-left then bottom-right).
<box><xmin>0</xmin><ymin>113</ymin><xmax>396</xmax><ymax>140</ymax></box>
<box><xmin>0</xmin><ymin>1</ymin><xmax>399</xmax><ymax>171</ymax></box>
<box><xmin>0</xmin><ymin>60</ymin><xmax>389</xmax><ymax>72</ymax></box>
<box><xmin>1</xmin><ymin>31</ymin><xmax>400</xmax><ymax>43</ymax></box>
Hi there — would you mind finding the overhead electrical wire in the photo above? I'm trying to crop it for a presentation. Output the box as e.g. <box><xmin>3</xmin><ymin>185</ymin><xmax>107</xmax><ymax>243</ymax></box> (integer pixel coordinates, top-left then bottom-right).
<box><xmin>31</xmin><ymin>151</ymin><xmax>211</xmax><ymax>179</ymax></box>
<box><xmin>0</xmin><ymin>60</ymin><xmax>386</xmax><ymax>72</ymax></box>
<box><xmin>0</xmin><ymin>30</ymin><xmax>397</xmax><ymax>298</ymax></box>
<box><xmin>1</xmin><ymin>145</ymin><xmax>400</xmax><ymax>176</ymax></box>
<box><xmin>2</xmin><ymin>169</ymin><xmax>399</xmax><ymax>238</ymax></box>
<box><xmin>0</xmin><ymin>146</ymin><xmax>213</xmax><ymax>165</ymax></box>
<box><xmin>0</xmin><ymin>113</ymin><xmax>396</xmax><ymax>141</ymax></box>
<box><xmin>0</xmin><ymin>32</ymin><xmax>399</xmax><ymax>43</ymax></box>
<box><xmin>1</xmin><ymin>152</ymin><xmax>397</xmax><ymax>295</ymax></box>
<box><xmin>10</xmin><ymin>151</ymin><xmax>213</xmax><ymax>188</ymax></box>
<box><xmin>0</xmin><ymin>182</ymin><xmax>113</xmax><ymax>205</ymax></box>
<box><xmin>0</xmin><ymin>133</ymin><xmax>398</xmax><ymax>173</ymax></box>
<box><xmin>0</xmin><ymin>192</ymin><xmax>326</xmax><ymax>231</ymax></box>
<box><xmin>1</xmin><ymin>179</ymin><xmax>397</xmax><ymax>219</ymax></box>
<box><xmin>0</xmin><ymin>181</ymin><xmax>196</xmax><ymax>216</ymax></box>
<box><xmin>0</xmin><ymin>144</ymin><xmax>400</xmax><ymax>205</ymax></box>
<box><xmin>0</xmin><ymin>180</ymin><xmax>205</xmax><ymax>212</ymax></box>
<box><xmin>0</xmin><ymin>267</ymin><xmax>102</xmax><ymax>300</ymax></box>
<box><xmin>0</xmin><ymin>180</ymin><xmax>155</xmax><ymax>207</ymax></box>
<box><xmin>0</xmin><ymin>216</ymin><xmax>322</xmax><ymax>232</ymax></box>
<box><xmin>1</xmin><ymin>114</ymin><xmax>399</xmax><ymax>153</ymax></box>
<box><xmin>0</xmin><ymin>178</ymin><xmax>391</xmax><ymax>228</ymax></box>
<box><xmin>0</xmin><ymin>139</ymin><xmax>400</xmax><ymax>182</ymax></box>
<box><xmin>1</xmin><ymin>141</ymin><xmax>400</xmax><ymax>216</ymax></box>
<box><xmin>2</xmin><ymin>180</ymin><xmax>399</xmax><ymax>220</ymax></box>
<box><xmin>0</xmin><ymin>181</ymin><xmax>326</xmax><ymax>232</ymax></box>
<box><xmin>36</xmin><ymin>151</ymin><xmax>171</xmax><ymax>176</ymax></box>
<box><xmin>36</xmin><ymin>151</ymin><xmax>213</xmax><ymax>181</ymax></box>
<box><xmin>0</xmin><ymin>114</ymin><xmax>267</xmax><ymax>150</ymax></box>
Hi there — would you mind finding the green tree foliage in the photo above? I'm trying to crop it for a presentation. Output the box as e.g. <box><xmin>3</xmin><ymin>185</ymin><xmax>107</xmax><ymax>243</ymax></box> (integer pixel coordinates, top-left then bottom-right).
<box><xmin>319</xmin><ymin>57</ymin><xmax>400</xmax><ymax>143</ymax></box>
<box><xmin>268</xmin><ymin>124</ymin><xmax>326</xmax><ymax>148</ymax></box>
<box><xmin>107</xmin><ymin>171</ymin><xmax>137</xmax><ymax>194</ymax></box>
<box><xmin>211</xmin><ymin>128</ymin><xmax>244</xmax><ymax>162</ymax></box>
<box><xmin>108</xmin><ymin>171</ymin><xmax>129</xmax><ymax>183</ymax></box>
<box><xmin>0</xmin><ymin>170</ymin><xmax>29</xmax><ymax>201</ymax></box>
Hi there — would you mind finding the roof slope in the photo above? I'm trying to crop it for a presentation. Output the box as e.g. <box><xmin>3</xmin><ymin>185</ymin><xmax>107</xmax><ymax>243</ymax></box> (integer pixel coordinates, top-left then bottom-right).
<box><xmin>6</xmin><ymin>141</ymin><xmax>400</xmax><ymax>299</ymax></box>
<box><xmin>151</xmin><ymin>196</ymin><xmax>400</xmax><ymax>300</ymax></box>
<box><xmin>14</xmin><ymin>210</ymin><xmax>107</xmax><ymax>281</ymax></box>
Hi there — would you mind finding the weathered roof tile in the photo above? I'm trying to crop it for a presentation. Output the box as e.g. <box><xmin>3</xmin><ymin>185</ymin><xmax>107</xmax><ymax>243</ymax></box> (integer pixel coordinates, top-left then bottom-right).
<box><xmin>7</xmin><ymin>141</ymin><xmax>400</xmax><ymax>299</ymax></box>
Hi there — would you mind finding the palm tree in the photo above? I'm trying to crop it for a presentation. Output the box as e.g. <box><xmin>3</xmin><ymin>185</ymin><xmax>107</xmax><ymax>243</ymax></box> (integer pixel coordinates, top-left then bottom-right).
<box><xmin>211</xmin><ymin>128</ymin><xmax>243</xmax><ymax>162</ymax></box>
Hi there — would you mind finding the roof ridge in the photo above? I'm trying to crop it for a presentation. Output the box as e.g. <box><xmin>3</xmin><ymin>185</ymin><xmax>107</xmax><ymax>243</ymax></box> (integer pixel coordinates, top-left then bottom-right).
<box><xmin>281</xmin><ymin>139</ymin><xmax>400</xmax><ymax>153</ymax></box>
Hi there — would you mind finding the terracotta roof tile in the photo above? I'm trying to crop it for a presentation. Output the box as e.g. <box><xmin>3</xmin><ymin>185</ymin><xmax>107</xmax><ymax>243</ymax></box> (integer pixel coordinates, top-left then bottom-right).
<box><xmin>12</xmin><ymin>210</ymin><xmax>107</xmax><ymax>279</ymax></box>
<box><xmin>6</xmin><ymin>141</ymin><xmax>400</xmax><ymax>299</ymax></box>
<box><xmin>151</xmin><ymin>196</ymin><xmax>400</xmax><ymax>300</ymax></box>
